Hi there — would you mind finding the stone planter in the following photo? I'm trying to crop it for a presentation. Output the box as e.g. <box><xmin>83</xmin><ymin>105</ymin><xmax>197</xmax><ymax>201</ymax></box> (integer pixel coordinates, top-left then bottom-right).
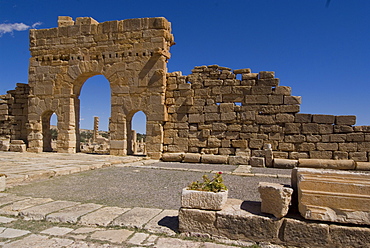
<box><xmin>0</xmin><ymin>175</ymin><xmax>6</xmax><ymax>192</ymax></box>
<box><xmin>181</xmin><ymin>188</ymin><xmax>228</xmax><ymax>210</ymax></box>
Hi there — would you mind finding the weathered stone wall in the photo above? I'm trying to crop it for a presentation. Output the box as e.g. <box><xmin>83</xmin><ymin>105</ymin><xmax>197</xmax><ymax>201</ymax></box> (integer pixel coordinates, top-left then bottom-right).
<box><xmin>1</xmin><ymin>16</ymin><xmax>369</xmax><ymax>161</ymax></box>
<box><xmin>164</xmin><ymin>65</ymin><xmax>370</xmax><ymax>162</ymax></box>
<box><xmin>26</xmin><ymin>16</ymin><xmax>174</xmax><ymax>158</ymax></box>
<box><xmin>0</xmin><ymin>83</ymin><xmax>30</xmax><ymax>148</ymax></box>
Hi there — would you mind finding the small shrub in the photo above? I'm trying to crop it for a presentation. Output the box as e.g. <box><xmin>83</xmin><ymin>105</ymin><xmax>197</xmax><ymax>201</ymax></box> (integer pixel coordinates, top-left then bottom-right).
<box><xmin>188</xmin><ymin>172</ymin><xmax>227</xmax><ymax>193</ymax></box>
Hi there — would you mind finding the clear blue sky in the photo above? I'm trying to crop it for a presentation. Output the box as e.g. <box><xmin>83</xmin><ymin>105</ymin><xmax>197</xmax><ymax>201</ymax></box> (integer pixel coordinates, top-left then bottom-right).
<box><xmin>1</xmin><ymin>0</ymin><xmax>369</xmax><ymax>133</ymax></box>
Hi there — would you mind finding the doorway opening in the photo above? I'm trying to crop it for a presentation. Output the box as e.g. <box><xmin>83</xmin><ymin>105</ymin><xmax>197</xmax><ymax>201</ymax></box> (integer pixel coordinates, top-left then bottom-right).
<box><xmin>78</xmin><ymin>75</ymin><xmax>110</xmax><ymax>154</ymax></box>
<box><xmin>42</xmin><ymin>112</ymin><xmax>58</xmax><ymax>152</ymax></box>
<box><xmin>129</xmin><ymin>111</ymin><xmax>147</xmax><ymax>155</ymax></box>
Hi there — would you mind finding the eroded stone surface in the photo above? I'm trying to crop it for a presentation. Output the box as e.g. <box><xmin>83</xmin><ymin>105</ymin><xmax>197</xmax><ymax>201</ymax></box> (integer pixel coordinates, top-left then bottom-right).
<box><xmin>181</xmin><ymin>188</ymin><xmax>228</xmax><ymax>210</ymax></box>
<box><xmin>111</xmin><ymin>207</ymin><xmax>162</xmax><ymax>228</ymax></box>
<box><xmin>79</xmin><ymin>206</ymin><xmax>129</xmax><ymax>226</ymax></box>
<box><xmin>258</xmin><ymin>182</ymin><xmax>293</xmax><ymax>219</ymax></box>
<box><xmin>295</xmin><ymin>168</ymin><xmax>370</xmax><ymax>225</ymax></box>
<box><xmin>46</xmin><ymin>203</ymin><xmax>102</xmax><ymax>223</ymax></box>
<box><xmin>20</xmin><ymin>200</ymin><xmax>80</xmax><ymax>220</ymax></box>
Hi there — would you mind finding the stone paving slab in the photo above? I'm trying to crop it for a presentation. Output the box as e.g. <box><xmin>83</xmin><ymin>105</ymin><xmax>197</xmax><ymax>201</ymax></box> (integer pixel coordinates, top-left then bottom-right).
<box><xmin>0</xmin><ymin>227</ymin><xmax>30</xmax><ymax>238</ymax></box>
<box><xmin>0</xmin><ymin>197</ymin><xmax>53</xmax><ymax>216</ymax></box>
<box><xmin>144</xmin><ymin>209</ymin><xmax>178</xmax><ymax>235</ymax></box>
<box><xmin>156</xmin><ymin>237</ymin><xmax>203</xmax><ymax>248</ymax></box>
<box><xmin>0</xmin><ymin>151</ymin><xmax>145</xmax><ymax>188</ymax></box>
<box><xmin>20</xmin><ymin>200</ymin><xmax>80</xmax><ymax>220</ymax></box>
<box><xmin>40</xmin><ymin>226</ymin><xmax>74</xmax><ymax>236</ymax></box>
<box><xmin>0</xmin><ymin>194</ymin><xmax>29</xmax><ymax>207</ymax></box>
<box><xmin>46</xmin><ymin>203</ymin><xmax>103</xmax><ymax>223</ymax></box>
<box><xmin>0</xmin><ymin>216</ymin><xmax>16</xmax><ymax>224</ymax></box>
<box><xmin>127</xmin><ymin>232</ymin><xmax>150</xmax><ymax>245</ymax></box>
<box><xmin>89</xmin><ymin>229</ymin><xmax>134</xmax><ymax>244</ymax></box>
<box><xmin>79</xmin><ymin>206</ymin><xmax>130</xmax><ymax>226</ymax></box>
<box><xmin>2</xmin><ymin>234</ymin><xmax>74</xmax><ymax>248</ymax></box>
<box><xmin>111</xmin><ymin>207</ymin><xmax>163</xmax><ymax>229</ymax></box>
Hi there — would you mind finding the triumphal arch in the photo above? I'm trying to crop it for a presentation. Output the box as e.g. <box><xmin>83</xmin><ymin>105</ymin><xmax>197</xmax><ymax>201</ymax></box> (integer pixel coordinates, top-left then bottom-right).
<box><xmin>27</xmin><ymin>16</ymin><xmax>174</xmax><ymax>158</ymax></box>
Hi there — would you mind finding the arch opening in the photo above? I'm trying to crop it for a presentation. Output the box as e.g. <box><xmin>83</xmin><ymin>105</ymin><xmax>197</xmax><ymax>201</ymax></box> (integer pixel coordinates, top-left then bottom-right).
<box><xmin>128</xmin><ymin>111</ymin><xmax>147</xmax><ymax>155</ymax></box>
<box><xmin>77</xmin><ymin>75</ymin><xmax>111</xmax><ymax>154</ymax></box>
<box><xmin>42</xmin><ymin>112</ymin><xmax>58</xmax><ymax>152</ymax></box>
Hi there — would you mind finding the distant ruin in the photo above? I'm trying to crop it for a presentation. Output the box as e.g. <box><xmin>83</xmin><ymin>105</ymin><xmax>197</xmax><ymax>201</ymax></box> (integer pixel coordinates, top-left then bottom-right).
<box><xmin>0</xmin><ymin>16</ymin><xmax>369</xmax><ymax>163</ymax></box>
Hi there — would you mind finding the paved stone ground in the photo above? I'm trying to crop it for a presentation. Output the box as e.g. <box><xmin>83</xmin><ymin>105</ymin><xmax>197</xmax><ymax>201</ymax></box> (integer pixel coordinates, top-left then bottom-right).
<box><xmin>0</xmin><ymin>151</ymin><xmax>290</xmax><ymax>247</ymax></box>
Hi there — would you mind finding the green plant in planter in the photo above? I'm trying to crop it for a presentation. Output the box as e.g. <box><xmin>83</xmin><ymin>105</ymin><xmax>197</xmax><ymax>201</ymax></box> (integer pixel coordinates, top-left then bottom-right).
<box><xmin>188</xmin><ymin>172</ymin><xmax>227</xmax><ymax>193</ymax></box>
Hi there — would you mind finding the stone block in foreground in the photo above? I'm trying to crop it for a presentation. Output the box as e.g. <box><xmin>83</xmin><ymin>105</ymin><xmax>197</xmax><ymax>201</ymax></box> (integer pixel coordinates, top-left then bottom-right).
<box><xmin>295</xmin><ymin>168</ymin><xmax>370</xmax><ymax>225</ymax></box>
<box><xmin>258</xmin><ymin>182</ymin><xmax>293</xmax><ymax>219</ymax></box>
<box><xmin>181</xmin><ymin>188</ymin><xmax>228</xmax><ymax>210</ymax></box>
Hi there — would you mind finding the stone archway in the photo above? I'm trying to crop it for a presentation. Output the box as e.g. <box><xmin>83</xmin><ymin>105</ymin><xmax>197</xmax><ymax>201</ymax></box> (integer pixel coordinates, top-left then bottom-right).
<box><xmin>27</xmin><ymin>16</ymin><xmax>174</xmax><ymax>159</ymax></box>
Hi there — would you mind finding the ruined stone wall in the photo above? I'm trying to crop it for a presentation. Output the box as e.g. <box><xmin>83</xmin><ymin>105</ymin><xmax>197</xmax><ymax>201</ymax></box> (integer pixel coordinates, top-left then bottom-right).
<box><xmin>0</xmin><ymin>83</ymin><xmax>30</xmax><ymax>148</ymax></box>
<box><xmin>164</xmin><ymin>65</ymin><xmax>370</xmax><ymax>163</ymax></box>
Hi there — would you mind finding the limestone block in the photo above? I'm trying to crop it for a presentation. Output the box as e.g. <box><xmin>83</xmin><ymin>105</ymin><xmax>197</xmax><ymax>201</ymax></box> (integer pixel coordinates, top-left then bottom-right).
<box><xmin>285</xmin><ymin>135</ymin><xmax>305</xmax><ymax>143</ymax></box>
<box><xmin>251</xmin><ymin>86</ymin><xmax>272</xmax><ymax>95</ymax></box>
<box><xmin>275</xmin><ymin>113</ymin><xmax>294</xmax><ymax>123</ymax></box>
<box><xmin>295</xmin><ymin>168</ymin><xmax>370</xmax><ymax>225</ymax></box>
<box><xmin>233</xmin><ymin>68</ymin><xmax>251</xmax><ymax>74</ymax></box>
<box><xmin>347</xmin><ymin>133</ymin><xmax>365</xmax><ymax>142</ymax></box>
<box><xmin>338</xmin><ymin>143</ymin><xmax>357</xmax><ymax>152</ymax></box>
<box><xmin>9</xmin><ymin>140</ymin><xmax>26</xmax><ymax>152</ymax></box>
<box><xmin>335</xmin><ymin>115</ymin><xmax>356</xmax><ymax>125</ymax></box>
<box><xmin>242</xmin><ymin>73</ymin><xmax>258</xmax><ymax>81</ymax></box>
<box><xmin>319</xmin><ymin>124</ymin><xmax>334</xmax><ymax>134</ymax></box>
<box><xmin>284</xmin><ymin>123</ymin><xmax>301</xmax><ymax>134</ymax></box>
<box><xmin>258</xmin><ymin>182</ymin><xmax>293</xmax><ymax>219</ymax></box>
<box><xmin>329</xmin><ymin>224</ymin><xmax>370</xmax><ymax>247</ymax></box>
<box><xmin>333</xmin><ymin>151</ymin><xmax>349</xmax><ymax>160</ymax></box>
<box><xmin>294</xmin><ymin>113</ymin><xmax>312</xmax><ymax>123</ymax></box>
<box><xmin>256</xmin><ymin>115</ymin><xmax>276</xmax><ymax>125</ymax></box>
<box><xmin>316</xmin><ymin>142</ymin><xmax>338</xmax><ymax>151</ymax></box>
<box><xmin>161</xmin><ymin>153</ymin><xmax>184</xmax><ymax>162</ymax></box>
<box><xmin>228</xmin><ymin>156</ymin><xmax>249</xmax><ymax>165</ymax></box>
<box><xmin>183</xmin><ymin>153</ymin><xmax>201</xmax><ymax>163</ymax></box>
<box><xmin>298</xmin><ymin>158</ymin><xmax>355</xmax><ymax>170</ymax></box>
<box><xmin>257</xmin><ymin>78</ymin><xmax>279</xmax><ymax>87</ymax></box>
<box><xmin>312</xmin><ymin>114</ymin><xmax>335</xmax><ymax>124</ymax></box>
<box><xmin>282</xmin><ymin>218</ymin><xmax>330</xmax><ymax>247</ymax></box>
<box><xmin>309</xmin><ymin>151</ymin><xmax>333</xmax><ymax>159</ymax></box>
<box><xmin>216</xmin><ymin>199</ymin><xmax>283</xmax><ymax>242</ymax></box>
<box><xmin>259</xmin><ymin>71</ymin><xmax>275</xmax><ymax>79</ymax></box>
<box><xmin>278</xmin><ymin>142</ymin><xmax>295</xmax><ymax>151</ymax></box>
<box><xmin>273</xmin><ymin>86</ymin><xmax>291</xmax><ymax>96</ymax></box>
<box><xmin>248</xmin><ymin>139</ymin><xmax>263</xmax><ymax>149</ymax></box>
<box><xmin>268</xmin><ymin>95</ymin><xmax>284</xmax><ymax>105</ymax></box>
<box><xmin>245</xmin><ymin>95</ymin><xmax>268</xmax><ymax>104</ymax></box>
<box><xmin>201</xmin><ymin>154</ymin><xmax>228</xmax><ymax>164</ymax></box>
<box><xmin>280</xmin><ymin>104</ymin><xmax>300</xmax><ymax>113</ymax></box>
<box><xmin>178</xmin><ymin>208</ymin><xmax>218</xmax><ymax>235</ymax></box>
<box><xmin>356</xmin><ymin>162</ymin><xmax>370</xmax><ymax>171</ymax></box>
<box><xmin>218</xmin><ymin>148</ymin><xmax>234</xmax><ymax>155</ymax></box>
<box><xmin>334</xmin><ymin>125</ymin><xmax>354</xmax><ymax>133</ymax></box>
<box><xmin>302</xmin><ymin>123</ymin><xmax>319</xmax><ymax>134</ymax></box>
<box><xmin>284</xmin><ymin>96</ymin><xmax>301</xmax><ymax>105</ymax></box>
<box><xmin>250</xmin><ymin>157</ymin><xmax>265</xmax><ymax>167</ymax></box>
<box><xmin>181</xmin><ymin>188</ymin><xmax>228</xmax><ymax>210</ymax></box>
<box><xmin>349</xmin><ymin>151</ymin><xmax>368</xmax><ymax>162</ymax></box>
<box><xmin>231</xmin><ymin>140</ymin><xmax>248</xmax><ymax>148</ymax></box>
<box><xmin>273</xmin><ymin>158</ymin><xmax>297</xmax><ymax>169</ymax></box>
<box><xmin>0</xmin><ymin>140</ymin><xmax>9</xmax><ymax>151</ymax></box>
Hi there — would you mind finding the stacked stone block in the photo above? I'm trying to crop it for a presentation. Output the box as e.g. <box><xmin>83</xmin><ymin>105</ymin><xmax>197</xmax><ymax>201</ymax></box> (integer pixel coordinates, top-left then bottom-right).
<box><xmin>164</xmin><ymin>65</ymin><xmax>370</xmax><ymax>163</ymax></box>
<box><xmin>0</xmin><ymin>83</ymin><xmax>30</xmax><ymax>149</ymax></box>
